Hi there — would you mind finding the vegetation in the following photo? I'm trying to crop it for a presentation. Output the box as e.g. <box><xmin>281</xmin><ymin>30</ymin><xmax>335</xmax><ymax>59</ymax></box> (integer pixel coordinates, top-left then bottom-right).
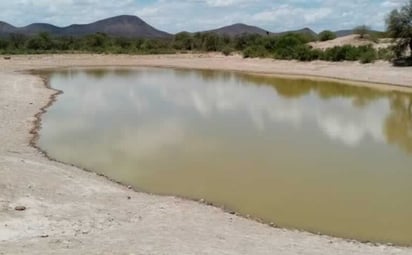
<box><xmin>318</xmin><ymin>30</ymin><xmax>336</xmax><ymax>41</ymax></box>
<box><xmin>354</xmin><ymin>25</ymin><xmax>371</xmax><ymax>39</ymax></box>
<box><xmin>0</xmin><ymin>31</ymin><xmax>388</xmax><ymax>64</ymax></box>
<box><xmin>386</xmin><ymin>0</ymin><xmax>412</xmax><ymax>58</ymax></box>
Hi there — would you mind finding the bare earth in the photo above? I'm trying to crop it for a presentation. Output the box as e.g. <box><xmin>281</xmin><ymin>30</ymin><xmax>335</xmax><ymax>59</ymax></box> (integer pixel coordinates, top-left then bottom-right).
<box><xmin>309</xmin><ymin>35</ymin><xmax>392</xmax><ymax>50</ymax></box>
<box><xmin>1</xmin><ymin>54</ymin><xmax>412</xmax><ymax>255</ymax></box>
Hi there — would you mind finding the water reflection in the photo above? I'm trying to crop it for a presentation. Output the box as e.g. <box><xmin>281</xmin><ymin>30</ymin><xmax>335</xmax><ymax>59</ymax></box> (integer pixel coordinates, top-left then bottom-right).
<box><xmin>38</xmin><ymin>68</ymin><xmax>412</xmax><ymax>245</ymax></box>
<box><xmin>385</xmin><ymin>93</ymin><xmax>412</xmax><ymax>153</ymax></box>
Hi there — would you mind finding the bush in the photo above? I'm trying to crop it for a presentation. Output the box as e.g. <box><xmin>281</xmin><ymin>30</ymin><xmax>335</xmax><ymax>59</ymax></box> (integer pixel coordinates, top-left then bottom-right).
<box><xmin>377</xmin><ymin>47</ymin><xmax>394</xmax><ymax>61</ymax></box>
<box><xmin>354</xmin><ymin>25</ymin><xmax>371</xmax><ymax>39</ymax></box>
<box><xmin>242</xmin><ymin>45</ymin><xmax>268</xmax><ymax>58</ymax></box>
<box><xmin>222</xmin><ymin>46</ymin><xmax>234</xmax><ymax>56</ymax></box>
<box><xmin>360</xmin><ymin>50</ymin><xmax>377</xmax><ymax>63</ymax></box>
<box><xmin>294</xmin><ymin>45</ymin><xmax>318</xmax><ymax>61</ymax></box>
<box><xmin>318</xmin><ymin>30</ymin><xmax>336</xmax><ymax>41</ymax></box>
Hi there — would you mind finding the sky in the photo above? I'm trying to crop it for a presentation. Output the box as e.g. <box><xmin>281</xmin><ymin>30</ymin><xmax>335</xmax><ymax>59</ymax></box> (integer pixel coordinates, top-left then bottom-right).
<box><xmin>0</xmin><ymin>0</ymin><xmax>407</xmax><ymax>33</ymax></box>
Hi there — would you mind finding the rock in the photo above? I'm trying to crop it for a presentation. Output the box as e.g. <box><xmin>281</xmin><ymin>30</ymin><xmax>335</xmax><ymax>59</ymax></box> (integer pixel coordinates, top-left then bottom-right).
<box><xmin>40</xmin><ymin>234</ymin><xmax>49</xmax><ymax>238</ymax></box>
<box><xmin>15</xmin><ymin>206</ymin><xmax>26</xmax><ymax>211</ymax></box>
<box><xmin>127</xmin><ymin>196</ymin><xmax>131</xmax><ymax>200</ymax></box>
<box><xmin>4</xmin><ymin>56</ymin><xmax>11</xmax><ymax>60</ymax></box>
<box><xmin>127</xmin><ymin>185</ymin><xmax>132</xmax><ymax>189</ymax></box>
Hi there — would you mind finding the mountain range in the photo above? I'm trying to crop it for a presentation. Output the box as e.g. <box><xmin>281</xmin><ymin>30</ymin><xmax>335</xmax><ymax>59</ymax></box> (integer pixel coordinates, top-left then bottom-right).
<box><xmin>0</xmin><ymin>15</ymin><xmax>359</xmax><ymax>39</ymax></box>
<box><xmin>0</xmin><ymin>16</ymin><xmax>170</xmax><ymax>39</ymax></box>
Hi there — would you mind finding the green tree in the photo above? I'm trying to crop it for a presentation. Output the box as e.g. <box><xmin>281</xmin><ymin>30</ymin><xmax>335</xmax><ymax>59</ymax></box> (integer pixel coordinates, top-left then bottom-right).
<box><xmin>318</xmin><ymin>30</ymin><xmax>336</xmax><ymax>41</ymax></box>
<box><xmin>26</xmin><ymin>32</ymin><xmax>53</xmax><ymax>50</ymax></box>
<box><xmin>354</xmin><ymin>25</ymin><xmax>370</xmax><ymax>39</ymax></box>
<box><xmin>173</xmin><ymin>32</ymin><xmax>194</xmax><ymax>50</ymax></box>
<box><xmin>202</xmin><ymin>33</ymin><xmax>221</xmax><ymax>51</ymax></box>
<box><xmin>84</xmin><ymin>33</ymin><xmax>109</xmax><ymax>51</ymax></box>
<box><xmin>8</xmin><ymin>33</ymin><xmax>26</xmax><ymax>50</ymax></box>
<box><xmin>386</xmin><ymin>0</ymin><xmax>412</xmax><ymax>58</ymax></box>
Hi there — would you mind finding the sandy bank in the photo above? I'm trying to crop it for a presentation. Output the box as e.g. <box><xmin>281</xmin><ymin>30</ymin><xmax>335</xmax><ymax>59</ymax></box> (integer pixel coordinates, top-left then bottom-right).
<box><xmin>1</xmin><ymin>54</ymin><xmax>412</xmax><ymax>255</ymax></box>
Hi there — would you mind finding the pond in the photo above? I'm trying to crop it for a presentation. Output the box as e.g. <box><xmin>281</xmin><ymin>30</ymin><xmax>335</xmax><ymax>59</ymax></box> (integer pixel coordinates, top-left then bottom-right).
<box><xmin>38</xmin><ymin>68</ymin><xmax>412</xmax><ymax>246</ymax></box>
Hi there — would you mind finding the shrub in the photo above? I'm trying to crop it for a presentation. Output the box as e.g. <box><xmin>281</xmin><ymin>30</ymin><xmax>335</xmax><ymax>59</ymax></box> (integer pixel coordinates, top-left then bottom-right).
<box><xmin>360</xmin><ymin>49</ymin><xmax>377</xmax><ymax>63</ymax></box>
<box><xmin>377</xmin><ymin>47</ymin><xmax>394</xmax><ymax>61</ymax></box>
<box><xmin>222</xmin><ymin>46</ymin><xmax>234</xmax><ymax>56</ymax></box>
<box><xmin>354</xmin><ymin>25</ymin><xmax>371</xmax><ymax>39</ymax></box>
<box><xmin>294</xmin><ymin>45</ymin><xmax>318</xmax><ymax>61</ymax></box>
<box><xmin>242</xmin><ymin>45</ymin><xmax>268</xmax><ymax>58</ymax></box>
<box><xmin>318</xmin><ymin>30</ymin><xmax>337</xmax><ymax>42</ymax></box>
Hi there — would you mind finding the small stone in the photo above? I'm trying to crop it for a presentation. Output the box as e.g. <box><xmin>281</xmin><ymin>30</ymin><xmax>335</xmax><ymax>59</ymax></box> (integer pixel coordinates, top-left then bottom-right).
<box><xmin>127</xmin><ymin>185</ymin><xmax>132</xmax><ymax>189</ymax></box>
<box><xmin>199</xmin><ymin>198</ymin><xmax>205</xmax><ymax>203</ymax></box>
<box><xmin>127</xmin><ymin>196</ymin><xmax>131</xmax><ymax>200</ymax></box>
<box><xmin>15</xmin><ymin>206</ymin><xmax>26</xmax><ymax>211</ymax></box>
<box><xmin>40</xmin><ymin>234</ymin><xmax>49</xmax><ymax>238</ymax></box>
<box><xmin>229</xmin><ymin>211</ymin><xmax>236</xmax><ymax>215</ymax></box>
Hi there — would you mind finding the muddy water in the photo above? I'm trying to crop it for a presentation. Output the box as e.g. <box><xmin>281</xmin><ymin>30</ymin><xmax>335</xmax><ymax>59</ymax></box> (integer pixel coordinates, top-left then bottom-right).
<box><xmin>38</xmin><ymin>68</ymin><xmax>412</xmax><ymax>246</ymax></box>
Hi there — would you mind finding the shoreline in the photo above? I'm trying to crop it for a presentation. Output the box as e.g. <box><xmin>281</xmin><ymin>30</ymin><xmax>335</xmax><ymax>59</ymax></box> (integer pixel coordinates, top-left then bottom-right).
<box><xmin>1</xmin><ymin>54</ymin><xmax>412</xmax><ymax>254</ymax></box>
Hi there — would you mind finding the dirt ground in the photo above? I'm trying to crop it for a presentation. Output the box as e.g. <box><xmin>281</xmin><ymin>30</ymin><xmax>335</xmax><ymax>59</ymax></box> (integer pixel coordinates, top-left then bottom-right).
<box><xmin>1</xmin><ymin>54</ymin><xmax>412</xmax><ymax>255</ymax></box>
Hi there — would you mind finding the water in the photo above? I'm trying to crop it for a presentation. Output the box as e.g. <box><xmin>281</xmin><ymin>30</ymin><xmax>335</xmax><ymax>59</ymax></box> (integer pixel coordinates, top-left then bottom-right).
<box><xmin>38</xmin><ymin>68</ymin><xmax>412</xmax><ymax>246</ymax></box>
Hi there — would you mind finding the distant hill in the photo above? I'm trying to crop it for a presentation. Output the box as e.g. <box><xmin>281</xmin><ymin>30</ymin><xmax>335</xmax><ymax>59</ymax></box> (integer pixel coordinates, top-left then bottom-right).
<box><xmin>60</xmin><ymin>16</ymin><xmax>170</xmax><ymax>38</ymax></box>
<box><xmin>0</xmin><ymin>15</ymin><xmax>171</xmax><ymax>39</ymax></box>
<box><xmin>334</xmin><ymin>30</ymin><xmax>354</xmax><ymax>37</ymax></box>
<box><xmin>18</xmin><ymin>23</ymin><xmax>61</xmax><ymax>36</ymax></box>
<box><xmin>203</xmin><ymin>23</ymin><xmax>271</xmax><ymax>37</ymax></box>
<box><xmin>200</xmin><ymin>24</ymin><xmax>318</xmax><ymax>38</ymax></box>
<box><xmin>275</xmin><ymin>27</ymin><xmax>317</xmax><ymax>37</ymax></box>
<box><xmin>0</xmin><ymin>22</ymin><xmax>16</xmax><ymax>37</ymax></box>
<box><xmin>334</xmin><ymin>29</ymin><xmax>384</xmax><ymax>38</ymax></box>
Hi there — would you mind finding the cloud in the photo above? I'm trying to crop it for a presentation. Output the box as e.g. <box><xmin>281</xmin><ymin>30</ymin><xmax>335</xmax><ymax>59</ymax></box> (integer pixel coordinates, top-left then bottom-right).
<box><xmin>0</xmin><ymin>0</ymin><xmax>407</xmax><ymax>32</ymax></box>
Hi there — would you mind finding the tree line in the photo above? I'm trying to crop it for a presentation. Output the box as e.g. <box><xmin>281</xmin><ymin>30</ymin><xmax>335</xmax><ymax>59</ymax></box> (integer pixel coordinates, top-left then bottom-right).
<box><xmin>0</xmin><ymin>31</ymin><xmax>390</xmax><ymax>63</ymax></box>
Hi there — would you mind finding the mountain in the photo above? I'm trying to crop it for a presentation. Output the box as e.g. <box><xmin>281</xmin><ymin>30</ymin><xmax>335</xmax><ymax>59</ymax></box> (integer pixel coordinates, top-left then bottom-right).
<box><xmin>200</xmin><ymin>24</ymin><xmax>318</xmax><ymax>38</ymax></box>
<box><xmin>334</xmin><ymin>29</ymin><xmax>384</xmax><ymax>38</ymax></box>
<box><xmin>275</xmin><ymin>27</ymin><xmax>317</xmax><ymax>37</ymax></box>
<box><xmin>18</xmin><ymin>23</ymin><xmax>61</xmax><ymax>36</ymax></box>
<box><xmin>203</xmin><ymin>23</ymin><xmax>271</xmax><ymax>37</ymax></box>
<box><xmin>0</xmin><ymin>15</ymin><xmax>171</xmax><ymax>39</ymax></box>
<box><xmin>334</xmin><ymin>30</ymin><xmax>354</xmax><ymax>37</ymax></box>
<box><xmin>0</xmin><ymin>21</ymin><xmax>16</xmax><ymax>37</ymax></box>
<box><xmin>60</xmin><ymin>15</ymin><xmax>170</xmax><ymax>38</ymax></box>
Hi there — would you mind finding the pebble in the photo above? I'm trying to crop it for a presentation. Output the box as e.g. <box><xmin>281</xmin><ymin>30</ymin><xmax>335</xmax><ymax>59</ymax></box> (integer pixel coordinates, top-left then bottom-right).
<box><xmin>14</xmin><ymin>206</ymin><xmax>26</xmax><ymax>211</ymax></box>
<box><xmin>127</xmin><ymin>196</ymin><xmax>131</xmax><ymax>200</ymax></box>
<box><xmin>40</xmin><ymin>234</ymin><xmax>49</xmax><ymax>238</ymax></box>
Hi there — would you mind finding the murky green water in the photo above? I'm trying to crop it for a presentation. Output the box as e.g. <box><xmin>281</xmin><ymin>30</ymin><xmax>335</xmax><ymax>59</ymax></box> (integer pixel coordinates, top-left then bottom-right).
<box><xmin>38</xmin><ymin>68</ymin><xmax>412</xmax><ymax>246</ymax></box>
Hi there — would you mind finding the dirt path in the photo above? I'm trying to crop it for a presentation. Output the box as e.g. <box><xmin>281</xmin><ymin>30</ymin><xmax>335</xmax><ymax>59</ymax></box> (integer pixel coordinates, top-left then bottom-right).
<box><xmin>1</xmin><ymin>54</ymin><xmax>412</xmax><ymax>255</ymax></box>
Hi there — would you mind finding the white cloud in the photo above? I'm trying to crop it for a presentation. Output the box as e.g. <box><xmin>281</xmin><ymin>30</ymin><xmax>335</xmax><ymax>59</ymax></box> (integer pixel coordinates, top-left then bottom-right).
<box><xmin>0</xmin><ymin>0</ymin><xmax>407</xmax><ymax>32</ymax></box>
